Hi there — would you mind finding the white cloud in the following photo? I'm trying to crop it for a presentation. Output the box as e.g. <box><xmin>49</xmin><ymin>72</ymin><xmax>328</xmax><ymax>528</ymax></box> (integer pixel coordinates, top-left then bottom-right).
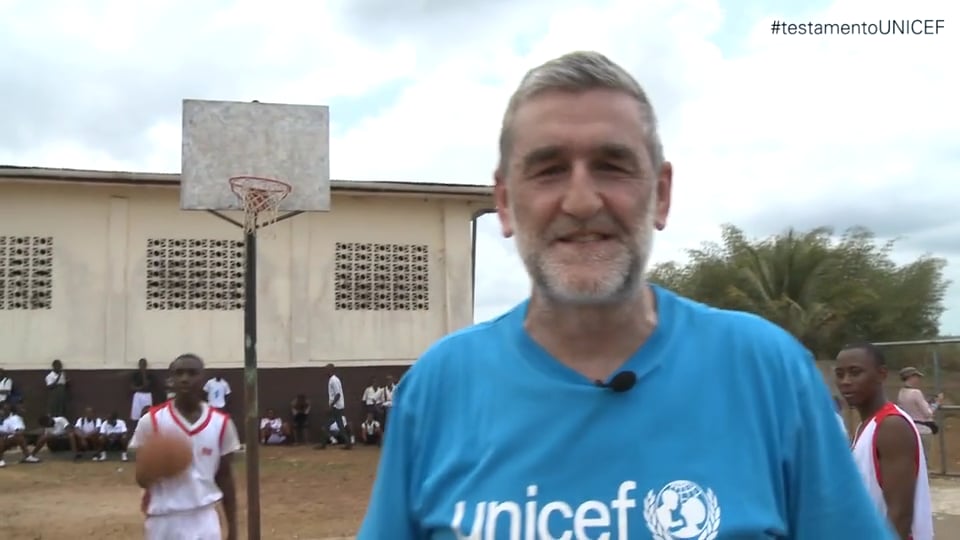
<box><xmin>2</xmin><ymin>0</ymin><xmax>958</xmax><ymax>333</ymax></box>
<box><xmin>329</xmin><ymin>0</ymin><xmax>960</xmax><ymax>331</ymax></box>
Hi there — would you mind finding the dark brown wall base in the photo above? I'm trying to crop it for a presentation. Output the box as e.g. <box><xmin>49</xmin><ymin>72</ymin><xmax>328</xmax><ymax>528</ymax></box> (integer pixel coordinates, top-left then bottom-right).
<box><xmin>6</xmin><ymin>365</ymin><xmax>411</xmax><ymax>441</ymax></box>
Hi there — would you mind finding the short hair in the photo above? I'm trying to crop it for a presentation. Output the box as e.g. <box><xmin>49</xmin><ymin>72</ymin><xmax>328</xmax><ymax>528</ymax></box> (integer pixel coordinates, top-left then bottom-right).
<box><xmin>171</xmin><ymin>353</ymin><xmax>204</xmax><ymax>368</ymax></box>
<box><xmin>841</xmin><ymin>341</ymin><xmax>886</xmax><ymax>367</ymax></box>
<box><xmin>497</xmin><ymin>51</ymin><xmax>664</xmax><ymax>177</ymax></box>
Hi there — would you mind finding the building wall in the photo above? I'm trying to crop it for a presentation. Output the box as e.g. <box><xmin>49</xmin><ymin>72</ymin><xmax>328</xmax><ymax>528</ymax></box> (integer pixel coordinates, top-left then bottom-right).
<box><xmin>0</xmin><ymin>180</ymin><xmax>482</xmax><ymax>370</ymax></box>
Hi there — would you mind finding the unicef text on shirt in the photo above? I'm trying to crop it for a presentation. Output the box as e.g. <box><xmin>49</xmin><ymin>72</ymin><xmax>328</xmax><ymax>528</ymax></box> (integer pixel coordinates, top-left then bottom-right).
<box><xmin>451</xmin><ymin>482</ymin><xmax>638</xmax><ymax>540</ymax></box>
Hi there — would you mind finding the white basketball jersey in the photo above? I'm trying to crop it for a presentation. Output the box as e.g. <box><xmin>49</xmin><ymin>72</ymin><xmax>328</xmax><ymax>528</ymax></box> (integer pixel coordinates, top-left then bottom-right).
<box><xmin>851</xmin><ymin>402</ymin><xmax>934</xmax><ymax>540</ymax></box>
<box><xmin>132</xmin><ymin>401</ymin><xmax>240</xmax><ymax>516</ymax></box>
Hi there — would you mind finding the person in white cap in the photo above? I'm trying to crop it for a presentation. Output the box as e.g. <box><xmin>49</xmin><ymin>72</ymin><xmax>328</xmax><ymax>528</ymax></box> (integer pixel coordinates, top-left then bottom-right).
<box><xmin>897</xmin><ymin>366</ymin><xmax>944</xmax><ymax>460</ymax></box>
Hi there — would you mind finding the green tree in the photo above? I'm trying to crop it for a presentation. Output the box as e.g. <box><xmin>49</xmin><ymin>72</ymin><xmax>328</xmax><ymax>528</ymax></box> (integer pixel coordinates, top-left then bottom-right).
<box><xmin>647</xmin><ymin>224</ymin><xmax>952</xmax><ymax>358</ymax></box>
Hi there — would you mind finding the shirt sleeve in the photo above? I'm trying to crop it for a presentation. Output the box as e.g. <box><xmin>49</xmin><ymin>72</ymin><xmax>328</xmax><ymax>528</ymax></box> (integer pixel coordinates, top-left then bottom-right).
<box><xmin>906</xmin><ymin>388</ymin><xmax>935</xmax><ymax>417</ymax></box>
<box><xmin>357</xmin><ymin>381</ymin><xmax>421</xmax><ymax>540</ymax></box>
<box><xmin>784</xmin><ymin>346</ymin><xmax>897</xmax><ymax>539</ymax></box>
<box><xmin>128</xmin><ymin>414</ymin><xmax>153</xmax><ymax>449</ymax></box>
<box><xmin>219</xmin><ymin>417</ymin><xmax>242</xmax><ymax>455</ymax></box>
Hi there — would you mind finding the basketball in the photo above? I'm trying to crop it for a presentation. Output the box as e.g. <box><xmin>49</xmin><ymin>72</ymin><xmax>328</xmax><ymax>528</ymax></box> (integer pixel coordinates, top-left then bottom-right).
<box><xmin>137</xmin><ymin>432</ymin><xmax>193</xmax><ymax>478</ymax></box>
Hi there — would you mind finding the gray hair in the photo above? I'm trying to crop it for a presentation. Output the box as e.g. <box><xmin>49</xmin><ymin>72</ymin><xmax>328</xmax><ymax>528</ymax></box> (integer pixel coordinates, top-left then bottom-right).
<box><xmin>497</xmin><ymin>51</ymin><xmax>664</xmax><ymax>177</ymax></box>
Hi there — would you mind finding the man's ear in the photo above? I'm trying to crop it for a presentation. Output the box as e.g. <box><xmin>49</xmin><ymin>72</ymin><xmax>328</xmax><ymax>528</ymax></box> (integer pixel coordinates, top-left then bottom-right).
<box><xmin>494</xmin><ymin>171</ymin><xmax>514</xmax><ymax>238</ymax></box>
<box><xmin>653</xmin><ymin>161</ymin><xmax>672</xmax><ymax>231</ymax></box>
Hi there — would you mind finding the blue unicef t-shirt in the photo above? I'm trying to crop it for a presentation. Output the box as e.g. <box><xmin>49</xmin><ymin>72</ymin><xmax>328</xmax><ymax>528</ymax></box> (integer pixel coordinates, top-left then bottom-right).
<box><xmin>359</xmin><ymin>286</ymin><xmax>895</xmax><ymax>539</ymax></box>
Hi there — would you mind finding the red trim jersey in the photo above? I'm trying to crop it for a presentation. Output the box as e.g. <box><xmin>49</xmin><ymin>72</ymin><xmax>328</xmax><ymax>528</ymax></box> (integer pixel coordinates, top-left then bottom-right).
<box><xmin>129</xmin><ymin>401</ymin><xmax>242</xmax><ymax>516</ymax></box>
<box><xmin>851</xmin><ymin>402</ymin><xmax>934</xmax><ymax>540</ymax></box>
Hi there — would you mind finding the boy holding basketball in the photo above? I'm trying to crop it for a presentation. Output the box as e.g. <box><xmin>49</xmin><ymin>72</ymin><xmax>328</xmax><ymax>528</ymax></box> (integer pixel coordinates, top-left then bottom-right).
<box><xmin>129</xmin><ymin>353</ymin><xmax>240</xmax><ymax>540</ymax></box>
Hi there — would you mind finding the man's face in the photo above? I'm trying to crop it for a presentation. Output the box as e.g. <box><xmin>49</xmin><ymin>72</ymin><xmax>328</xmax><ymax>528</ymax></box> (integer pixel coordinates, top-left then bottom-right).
<box><xmin>84</xmin><ymin>407</ymin><xmax>94</xmax><ymax>419</ymax></box>
<box><xmin>495</xmin><ymin>88</ymin><xmax>672</xmax><ymax>305</ymax></box>
<box><xmin>171</xmin><ymin>356</ymin><xmax>203</xmax><ymax>397</ymax></box>
<box><xmin>139</xmin><ymin>358</ymin><xmax>148</xmax><ymax>370</ymax></box>
<box><xmin>835</xmin><ymin>348</ymin><xmax>886</xmax><ymax>407</ymax></box>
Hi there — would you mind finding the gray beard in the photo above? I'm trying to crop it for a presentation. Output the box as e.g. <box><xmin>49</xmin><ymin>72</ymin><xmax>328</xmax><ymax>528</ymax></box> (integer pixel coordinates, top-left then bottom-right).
<box><xmin>522</xmin><ymin>247</ymin><xmax>649</xmax><ymax>306</ymax></box>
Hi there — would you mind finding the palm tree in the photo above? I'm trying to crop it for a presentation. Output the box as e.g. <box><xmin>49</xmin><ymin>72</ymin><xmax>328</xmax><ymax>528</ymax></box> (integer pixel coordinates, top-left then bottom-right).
<box><xmin>647</xmin><ymin>224</ymin><xmax>949</xmax><ymax>359</ymax></box>
<box><xmin>720</xmin><ymin>226</ymin><xmax>841</xmax><ymax>355</ymax></box>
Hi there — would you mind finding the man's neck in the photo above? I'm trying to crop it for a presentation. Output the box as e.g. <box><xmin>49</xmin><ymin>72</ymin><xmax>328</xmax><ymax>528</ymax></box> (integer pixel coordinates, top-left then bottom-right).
<box><xmin>857</xmin><ymin>396</ymin><xmax>889</xmax><ymax>422</ymax></box>
<box><xmin>524</xmin><ymin>283</ymin><xmax>658</xmax><ymax>380</ymax></box>
<box><xmin>174</xmin><ymin>396</ymin><xmax>202</xmax><ymax>415</ymax></box>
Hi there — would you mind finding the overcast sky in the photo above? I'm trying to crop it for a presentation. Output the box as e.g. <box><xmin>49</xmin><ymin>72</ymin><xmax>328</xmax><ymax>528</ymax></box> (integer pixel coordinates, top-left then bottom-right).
<box><xmin>2</xmin><ymin>0</ymin><xmax>958</xmax><ymax>335</ymax></box>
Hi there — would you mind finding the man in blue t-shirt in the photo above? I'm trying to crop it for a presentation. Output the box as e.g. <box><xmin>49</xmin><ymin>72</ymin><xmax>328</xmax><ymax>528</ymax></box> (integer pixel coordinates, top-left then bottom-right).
<box><xmin>359</xmin><ymin>51</ymin><xmax>895</xmax><ymax>540</ymax></box>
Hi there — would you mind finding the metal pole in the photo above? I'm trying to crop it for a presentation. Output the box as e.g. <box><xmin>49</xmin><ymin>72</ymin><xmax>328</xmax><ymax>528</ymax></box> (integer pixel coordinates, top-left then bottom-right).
<box><xmin>243</xmin><ymin>223</ymin><xmax>261</xmax><ymax>540</ymax></box>
<box><xmin>469</xmin><ymin>208</ymin><xmax>496</xmax><ymax>321</ymax></box>
<box><xmin>872</xmin><ymin>338</ymin><xmax>960</xmax><ymax>347</ymax></box>
<box><xmin>934</xmin><ymin>348</ymin><xmax>948</xmax><ymax>476</ymax></box>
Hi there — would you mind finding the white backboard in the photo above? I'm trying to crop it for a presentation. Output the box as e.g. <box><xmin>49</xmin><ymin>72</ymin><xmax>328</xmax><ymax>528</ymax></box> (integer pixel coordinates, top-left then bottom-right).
<box><xmin>180</xmin><ymin>99</ymin><xmax>330</xmax><ymax>212</ymax></box>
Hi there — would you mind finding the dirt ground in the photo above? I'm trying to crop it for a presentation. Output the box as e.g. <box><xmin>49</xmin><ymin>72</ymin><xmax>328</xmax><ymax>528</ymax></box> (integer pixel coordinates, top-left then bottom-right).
<box><xmin>0</xmin><ymin>445</ymin><xmax>377</xmax><ymax>540</ymax></box>
<box><xmin>4</xmin><ymin>445</ymin><xmax>960</xmax><ymax>539</ymax></box>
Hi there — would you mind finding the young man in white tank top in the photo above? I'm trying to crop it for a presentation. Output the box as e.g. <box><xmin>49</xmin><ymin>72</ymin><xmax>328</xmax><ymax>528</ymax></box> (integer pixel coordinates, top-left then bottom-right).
<box><xmin>835</xmin><ymin>342</ymin><xmax>934</xmax><ymax>540</ymax></box>
<box><xmin>129</xmin><ymin>353</ymin><xmax>241</xmax><ymax>540</ymax></box>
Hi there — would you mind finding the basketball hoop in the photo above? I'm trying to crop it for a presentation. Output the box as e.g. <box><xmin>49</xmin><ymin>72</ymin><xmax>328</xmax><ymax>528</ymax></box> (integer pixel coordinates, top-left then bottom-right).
<box><xmin>228</xmin><ymin>176</ymin><xmax>292</xmax><ymax>233</ymax></box>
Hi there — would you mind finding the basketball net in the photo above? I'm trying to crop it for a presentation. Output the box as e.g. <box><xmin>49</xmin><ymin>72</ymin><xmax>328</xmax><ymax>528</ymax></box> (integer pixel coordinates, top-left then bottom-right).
<box><xmin>228</xmin><ymin>176</ymin><xmax>292</xmax><ymax>235</ymax></box>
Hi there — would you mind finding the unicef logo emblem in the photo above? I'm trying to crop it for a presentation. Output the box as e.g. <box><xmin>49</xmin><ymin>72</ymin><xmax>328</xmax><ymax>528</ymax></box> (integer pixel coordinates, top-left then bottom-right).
<box><xmin>643</xmin><ymin>480</ymin><xmax>721</xmax><ymax>540</ymax></box>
